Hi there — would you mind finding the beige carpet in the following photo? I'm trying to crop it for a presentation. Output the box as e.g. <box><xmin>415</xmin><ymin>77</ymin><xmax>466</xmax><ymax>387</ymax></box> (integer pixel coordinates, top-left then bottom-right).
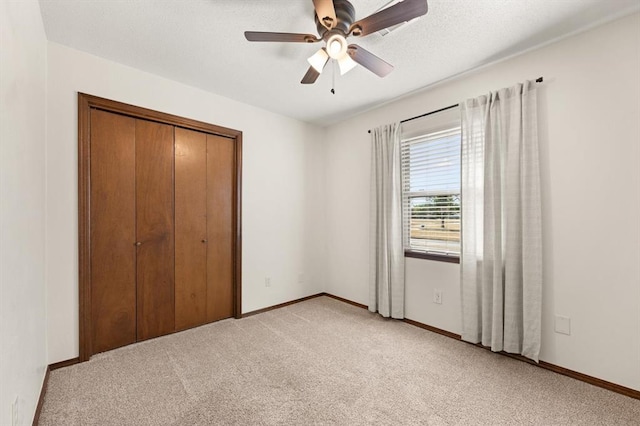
<box><xmin>39</xmin><ymin>296</ymin><xmax>639</xmax><ymax>425</ymax></box>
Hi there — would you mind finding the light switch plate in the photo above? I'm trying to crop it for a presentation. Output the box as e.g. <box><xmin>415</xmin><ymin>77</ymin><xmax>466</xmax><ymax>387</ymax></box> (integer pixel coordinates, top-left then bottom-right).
<box><xmin>555</xmin><ymin>315</ymin><xmax>571</xmax><ymax>335</ymax></box>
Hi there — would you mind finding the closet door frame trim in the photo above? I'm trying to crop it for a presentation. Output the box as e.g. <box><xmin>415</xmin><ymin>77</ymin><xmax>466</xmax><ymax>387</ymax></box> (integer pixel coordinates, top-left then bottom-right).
<box><xmin>78</xmin><ymin>93</ymin><xmax>243</xmax><ymax>362</ymax></box>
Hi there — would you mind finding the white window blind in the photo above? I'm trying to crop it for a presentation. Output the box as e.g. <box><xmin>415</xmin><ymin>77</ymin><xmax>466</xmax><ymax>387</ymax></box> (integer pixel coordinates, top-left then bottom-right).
<box><xmin>401</xmin><ymin>127</ymin><xmax>461</xmax><ymax>256</ymax></box>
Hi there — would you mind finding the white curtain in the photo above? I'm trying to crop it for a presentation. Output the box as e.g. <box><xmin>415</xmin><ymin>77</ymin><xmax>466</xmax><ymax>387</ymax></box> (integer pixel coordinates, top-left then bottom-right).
<box><xmin>369</xmin><ymin>123</ymin><xmax>405</xmax><ymax>319</ymax></box>
<box><xmin>460</xmin><ymin>81</ymin><xmax>542</xmax><ymax>361</ymax></box>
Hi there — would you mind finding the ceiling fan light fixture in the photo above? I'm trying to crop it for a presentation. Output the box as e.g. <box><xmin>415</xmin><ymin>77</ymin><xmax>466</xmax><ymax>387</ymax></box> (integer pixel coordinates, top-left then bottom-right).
<box><xmin>307</xmin><ymin>48</ymin><xmax>329</xmax><ymax>73</ymax></box>
<box><xmin>338</xmin><ymin>54</ymin><xmax>357</xmax><ymax>75</ymax></box>
<box><xmin>326</xmin><ymin>34</ymin><xmax>347</xmax><ymax>59</ymax></box>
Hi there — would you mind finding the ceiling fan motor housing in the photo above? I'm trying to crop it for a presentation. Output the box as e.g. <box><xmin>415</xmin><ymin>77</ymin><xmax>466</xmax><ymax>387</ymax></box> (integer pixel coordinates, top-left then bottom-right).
<box><xmin>315</xmin><ymin>0</ymin><xmax>355</xmax><ymax>38</ymax></box>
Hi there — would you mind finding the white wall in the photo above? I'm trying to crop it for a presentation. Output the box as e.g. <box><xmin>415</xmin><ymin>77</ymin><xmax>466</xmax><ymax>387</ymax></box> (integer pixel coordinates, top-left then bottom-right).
<box><xmin>46</xmin><ymin>42</ymin><xmax>326</xmax><ymax>364</ymax></box>
<box><xmin>324</xmin><ymin>13</ymin><xmax>640</xmax><ymax>391</ymax></box>
<box><xmin>0</xmin><ymin>0</ymin><xmax>48</xmax><ymax>424</ymax></box>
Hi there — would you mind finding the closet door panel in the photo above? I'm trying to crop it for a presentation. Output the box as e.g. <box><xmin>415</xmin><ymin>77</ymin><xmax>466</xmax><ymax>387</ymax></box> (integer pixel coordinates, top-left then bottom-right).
<box><xmin>90</xmin><ymin>109</ymin><xmax>137</xmax><ymax>354</ymax></box>
<box><xmin>206</xmin><ymin>134</ymin><xmax>235</xmax><ymax>322</ymax></box>
<box><xmin>136</xmin><ymin>120</ymin><xmax>175</xmax><ymax>341</ymax></box>
<box><xmin>174</xmin><ymin>128</ymin><xmax>208</xmax><ymax>330</ymax></box>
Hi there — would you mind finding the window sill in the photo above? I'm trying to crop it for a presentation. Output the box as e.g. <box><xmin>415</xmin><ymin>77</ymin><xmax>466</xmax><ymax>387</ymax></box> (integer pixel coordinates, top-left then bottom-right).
<box><xmin>404</xmin><ymin>250</ymin><xmax>460</xmax><ymax>264</ymax></box>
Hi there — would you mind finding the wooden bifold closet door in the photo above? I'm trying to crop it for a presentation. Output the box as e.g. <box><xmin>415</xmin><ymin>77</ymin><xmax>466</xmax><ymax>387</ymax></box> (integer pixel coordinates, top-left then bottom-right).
<box><xmin>81</xmin><ymin>94</ymin><xmax>241</xmax><ymax>361</ymax></box>
<box><xmin>174</xmin><ymin>128</ymin><xmax>208</xmax><ymax>330</ymax></box>
<box><xmin>90</xmin><ymin>110</ymin><xmax>137</xmax><ymax>354</ymax></box>
<box><xmin>206</xmin><ymin>134</ymin><xmax>235</xmax><ymax>322</ymax></box>
<box><xmin>90</xmin><ymin>112</ymin><xmax>176</xmax><ymax>350</ymax></box>
<box><xmin>174</xmin><ymin>129</ymin><xmax>235</xmax><ymax>329</ymax></box>
<box><xmin>135</xmin><ymin>120</ymin><xmax>175</xmax><ymax>341</ymax></box>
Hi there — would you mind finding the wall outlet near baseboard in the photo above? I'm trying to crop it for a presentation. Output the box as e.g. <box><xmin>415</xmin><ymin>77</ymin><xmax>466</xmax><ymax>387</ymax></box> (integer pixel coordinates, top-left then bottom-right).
<box><xmin>555</xmin><ymin>315</ymin><xmax>571</xmax><ymax>335</ymax></box>
<box><xmin>265</xmin><ymin>277</ymin><xmax>271</xmax><ymax>287</ymax></box>
<box><xmin>433</xmin><ymin>289</ymin><xmax>443</xmax><ymax>304</ymax></box>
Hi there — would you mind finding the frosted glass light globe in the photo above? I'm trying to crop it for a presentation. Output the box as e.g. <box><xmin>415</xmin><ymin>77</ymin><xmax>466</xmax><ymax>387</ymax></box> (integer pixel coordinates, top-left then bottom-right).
<box><xmin>326</xmin><ymin>34</ymin><xmax>347</xmax><ymax>59</ymax></box>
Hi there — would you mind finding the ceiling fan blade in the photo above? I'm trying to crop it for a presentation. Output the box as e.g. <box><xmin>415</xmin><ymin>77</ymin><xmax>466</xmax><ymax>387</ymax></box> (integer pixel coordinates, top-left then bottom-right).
<box><xmin>301</xmin><ymin>66</ymin><xmax>321</xmax><ymax>84</ymax></box>
<box><xmin>244</xmin><ymin>31</ymin><xmax>320</xmax><ymax>43</ymax></box>
<box><xmin>347</xmin><ymin>45</ymin><xmax>394</xmax><ymax>77</ymax></box>
<box><xmin>313</xmin><ymin>0</ymin><xmax>338</xmax><ymax>30</ymax></box>
<box><xmin>349</xmin><ymin>0</ymin><xmax>428</xmax><ymax>37</ymax></box>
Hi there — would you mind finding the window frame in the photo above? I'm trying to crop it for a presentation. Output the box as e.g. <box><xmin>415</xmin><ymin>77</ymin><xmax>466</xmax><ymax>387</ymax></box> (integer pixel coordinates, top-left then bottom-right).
<box><xmin>404</xmin><ymin>249</ymin><xmax>460</xmax><ymax>263</ymax></box>
<box><xmin>401</xmin><ymin>126</ymin><xmax>462</xmax><ymax>263</ymax></box>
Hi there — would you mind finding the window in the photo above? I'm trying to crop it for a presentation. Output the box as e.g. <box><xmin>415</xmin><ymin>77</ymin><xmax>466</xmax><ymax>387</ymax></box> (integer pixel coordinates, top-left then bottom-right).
<box><xmin>401</xmin><ymin>125</ymin><xmax>461</xmax><ymax>260</ymax></box>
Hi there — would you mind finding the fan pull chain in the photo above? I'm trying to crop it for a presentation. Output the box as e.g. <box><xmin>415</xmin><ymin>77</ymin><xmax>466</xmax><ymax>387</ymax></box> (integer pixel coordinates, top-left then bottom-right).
<box><xmin>331</xmin><ymin>60</ymin><xmax>336</xmax><ymax>95</ymax></box>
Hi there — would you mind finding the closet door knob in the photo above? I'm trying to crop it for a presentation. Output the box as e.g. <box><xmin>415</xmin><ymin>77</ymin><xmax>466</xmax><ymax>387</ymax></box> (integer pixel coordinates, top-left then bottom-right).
<box><xmin>135</xmin><ymin>242</ymin><xmax>142</xmax><ymax>246</ymax></box>
<box><xmin>201</xmin><ymin>239</ymin><xmax>208</xmax><ymax>243</ymax></box>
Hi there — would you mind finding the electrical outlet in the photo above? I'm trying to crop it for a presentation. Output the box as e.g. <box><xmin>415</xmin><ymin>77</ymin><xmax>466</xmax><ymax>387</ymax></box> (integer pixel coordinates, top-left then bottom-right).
<box><xmin>11</xmin><ymin>396</ymin><xmax>18</xmax><ymax>426</ymax></box>
<box><xmin>555</xmin><ymin>315</ymin><xmax>571</xmax><ymax>335</ymax></box>
<box><xmin>433</xmin><ymin>289</ymin><xmax>442</xmax><ymax>304</ymax></box>
<box><xmin>265</xmin><ymin>277</ymin><xmax>271</xmax><ymax>288</ymax></box>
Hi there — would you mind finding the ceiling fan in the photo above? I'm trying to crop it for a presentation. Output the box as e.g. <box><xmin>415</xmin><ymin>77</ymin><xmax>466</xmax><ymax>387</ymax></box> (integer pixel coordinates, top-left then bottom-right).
<box><xmin>244</xmin><ymin>0</ymin><xmax>428</xmax><ymax>84</ymax></box>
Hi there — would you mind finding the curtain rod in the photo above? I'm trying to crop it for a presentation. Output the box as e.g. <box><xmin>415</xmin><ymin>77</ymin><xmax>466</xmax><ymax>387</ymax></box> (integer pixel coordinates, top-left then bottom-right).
<box><xmin>367</xmin><ymin>77</ymin><xmax>544</xmax><ymax>133</ymax></box>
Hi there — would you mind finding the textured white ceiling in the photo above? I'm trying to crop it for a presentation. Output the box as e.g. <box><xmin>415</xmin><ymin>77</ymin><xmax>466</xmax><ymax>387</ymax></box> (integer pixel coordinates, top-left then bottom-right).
<box><xmin>38</xmin><ymin>0</ymin><xmax>639</xmax><ymax>126</ymax></box>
